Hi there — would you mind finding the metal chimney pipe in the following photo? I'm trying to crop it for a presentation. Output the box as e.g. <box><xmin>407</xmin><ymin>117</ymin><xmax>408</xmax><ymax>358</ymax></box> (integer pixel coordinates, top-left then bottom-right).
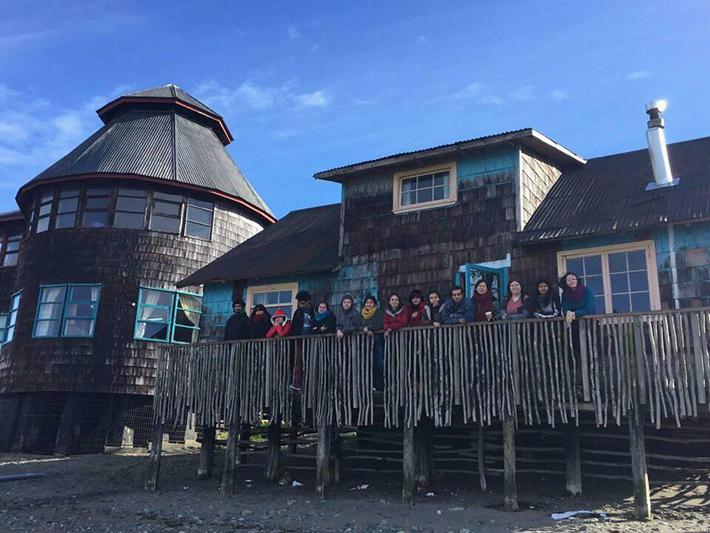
<box><xmin>645</xmin><ymin>100</ymin><xmax>678</xmax><ymax>190</ymax></box>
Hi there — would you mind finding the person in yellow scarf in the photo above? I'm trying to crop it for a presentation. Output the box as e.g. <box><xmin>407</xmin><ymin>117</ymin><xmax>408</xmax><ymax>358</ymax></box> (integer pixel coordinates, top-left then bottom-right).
<box><xmin>360</xmin><ymin>295</ymin><xmax>385</xmax><ymax>389</ymax></box>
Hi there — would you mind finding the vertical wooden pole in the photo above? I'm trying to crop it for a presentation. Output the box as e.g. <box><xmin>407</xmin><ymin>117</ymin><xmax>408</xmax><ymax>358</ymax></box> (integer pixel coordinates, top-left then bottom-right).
<box><xmin>415</xmin><ymin>421</ymin><xmax>432</xmax><ymax>491</ymax></box>
<box><xmin>265</xmin><ymin>421</ymin><xmax>281</xmax><ymax>481</ymax></box>
<box><xmin>145</xmin><ymin>422</ymin><xmax>163</xmax><ymax>491</ymax></box>
<box><xmin>402</xmin><ymin>423</ymin><xmax>416</xmax><ymax>505</ymax></box>
<box><xmin>628</xmin><ymin>405</ymin><xmax>651</xmax><ymax>520</ymax></box>
<box><xmin>221</xmin><ymin>421</ymin><xmax>240</xmax><ymax>496</ymax></box>
<box><xmin>239</xmin><ymin>424</ymin><xmax>251</xmax><ymax>464</ymax></box>
<box><xmin>332</xmin><ymin>429</ymin><xmax>342</xmax><ymax>484</ymax></box>
<box><xmin>54</xmin><ymin>395</ymin><xmax>81</xmax><ymax>455</ymax></box>
<box><xmin>315</xmin><ymin>424</ymin><xmax>332</xmax><ymax>498</ymax></box>
<box><xmin>197</xmin><ymin>426</ymin><xmax>216</xmax><ymax>480</ymax></box>
<box><xmin>288</xmin><ymin>427</ymin><xmax>298</xmax><ymax>455</ymax></box>
<box><xmin>477</xmin><ymin>424</ymin><xmax>487</xmax><ymax>492</ymax></box>
<box><xmin>502</xmin><ymin>416</ymin><xmax>518</xmax><ymax>511</ymax></box>
<box><xmin>565</xmin><ymin>422</ymin><xmax>582</xmax><ymax>496</ymax></box>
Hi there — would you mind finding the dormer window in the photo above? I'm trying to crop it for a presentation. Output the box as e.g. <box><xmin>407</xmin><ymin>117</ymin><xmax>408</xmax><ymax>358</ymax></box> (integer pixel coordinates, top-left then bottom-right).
<box><xmin>392</xmin><ymin>162</ymin><xmax>457</xmax><ymax>213</ymax></box>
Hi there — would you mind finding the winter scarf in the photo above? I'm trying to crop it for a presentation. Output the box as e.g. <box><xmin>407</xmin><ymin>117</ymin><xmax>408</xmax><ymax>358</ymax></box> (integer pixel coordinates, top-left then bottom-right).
<box><xmin>474</xmin><ymin>291</ymin><xmax>495</xmax><ymax>322</ymax></box>
<box><xmin>316</xmin><ymin>309</ymin><xmax>332</xmax><ymax>322</ymax></box>
<box><xmin>361</xmin><ymin>306</ymin><xmax>378</xmax><ymax>321</ymax></box>
<box><xmin>564</xmin><ymin>283</ymin><xmax>587</xmax><ymax>302</ymax></box>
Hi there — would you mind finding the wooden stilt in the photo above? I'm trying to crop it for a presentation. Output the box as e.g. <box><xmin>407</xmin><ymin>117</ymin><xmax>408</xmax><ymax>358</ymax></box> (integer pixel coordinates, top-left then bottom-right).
<box><xmin>628</xmin><ymin>405</ymin><xmax>651</xmax><ymax>520</ymax></box>
<box><xmin>502</xmin><ymin>416</ymin><xmax>518</xmax><ymax>511</ymax></box>
<box><xmin>197</xmin><ymin>426</ymin><xmax>216</xmax><ymax>480</ymax></box>
<box><xmin>315</xmin><ymin>424</ymin><xmax>332</xmax><ymax>498</ymax></box>
<box><xmin>221</xmin><ymin>421</ymin><xmax>240</xmax><ymax>496</ymax></box>
<box><xmin>402</xmin><ymin>423</ymin><xmax>416</xmax><ymax>505</ymax></box>
<box><xmin>565</xmin><ymin>422</ymin><xmax>582</xmax><ymax>496</ymax></box>
<box><xmin>239</xmin><ymin>424</ymin><xmax>251</xmax><ymax>464</ymax></box>
<box><xmin>265</xmin><ymin>421</ymin><xmax>281</xmax><ymax>481</ymax></box>
<box><xmin>288</xmin><ymin>427</ymin><xmax>298</xmax><ymax>455</ymax></box>
<box><xmin>54</xmin><ymin>395</ymin><xmax>82</xmax><ymax>455</ymax></box>
<box><xmin>145</xmin><ymin>422</ymin><xmax>163</xmax><ymax>491</ymax></box>
<box><xmin>415</xmin><ymin>420</ymin><xmax>432</xmax><ymax>491</ymax></box>
<box><xmin>477</xmin><ymin>424</ymin><xmax>487</xmax><ymax>492</ymax></box>
<box><xmin>332</xmin><ymin>428</ymin><xmax>342</xmax><ymax>484</ymax></box>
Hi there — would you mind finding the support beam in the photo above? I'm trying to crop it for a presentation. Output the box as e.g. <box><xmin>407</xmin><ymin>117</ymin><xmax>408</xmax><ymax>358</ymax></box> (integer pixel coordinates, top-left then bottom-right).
<box><xmin>288</xmin><ymin>427</ymin><xmax>298</xmax><ymax>455</ymax></box>
<box><xmin>54</xmin><ymin>395</ymin><xmax>82</xmax><ymax>455</ymax></box>
<box><xmin>502</xmin><ymin>416</ymin><xmax>518</xmax><ymax>511</ymax></box>
<box><xmin>477</xmin><ymin>424</ymin><xmax>487</xmax><ymax>492</ymax></box>
<box><xmin>315</xmin><ymin>424</ymin><xmax>332</xmax><ymax>499</ymax></box>
<box><xmin>565</xmin><ymin>423</ymin><xmax>582</xmax><ymax>496</ymax></box>
<box><xmin>265</xmin><ymin>421</ymin><xmax>281</xmax><ymax>481</ymax></box>
<box><xmin>402</xmin><ymin>423</ymin><xmax>416</xmax><ymax>505</ymax></box>
<box><xmin>145</xmin><ymin>422</ymin><xmax>163</xmax><ymax>491</ymax></box>
<box><xmin>221</xmin><ymin>421</ymin><xmax>240</xmax><ymax>496</ymax></box>
<box><xmin>415</xmin><ymin>420</ymin><xmax>432</xmax><ymax>491</ymax></box>
<box><xmin>239</xmin><ymin>424</ymin><xmax>251</xmax><ymax>464</ymax></box>
<box><xmin>628</xmin><ymin>406</ymin><xmax>651</xmax><ymax>520</ymax></box>
<box><xmin>197</xmin><ymin>426</ymin><xmax>216</xmax><ymax>480</ymax></box>
<box><xmin>332</xmin><ymin>429</ymin><xmax>342</xmax><ymax>484</ymax></box>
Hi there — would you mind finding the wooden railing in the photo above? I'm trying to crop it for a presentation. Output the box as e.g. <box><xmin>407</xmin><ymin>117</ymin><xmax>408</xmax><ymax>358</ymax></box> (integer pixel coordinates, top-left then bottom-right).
<box><xmin>153</xmin><ymin>307</ymin><xmax>710</xmax><ymax>431</ymax></box>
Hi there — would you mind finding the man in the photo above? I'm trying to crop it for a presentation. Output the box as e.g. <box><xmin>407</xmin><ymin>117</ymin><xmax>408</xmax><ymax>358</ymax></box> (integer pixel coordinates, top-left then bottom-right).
<box><xmin>441</xmin><ymin>286</ymin><xmax>475</xmax><ymax>325</ymax></box>
<box><xmin>290</xmin><ymin>290</ymin><xmax>315</xmax><ymax>337</ymax></box>
<box><xmin>224</xmin><ymin>298</ymin><xmax>250</xmax><ymax>341</ymax></box>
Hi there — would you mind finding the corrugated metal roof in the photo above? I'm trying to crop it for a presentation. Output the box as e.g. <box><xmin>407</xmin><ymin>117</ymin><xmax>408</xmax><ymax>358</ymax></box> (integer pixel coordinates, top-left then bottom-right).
<box><xmin>125</xmin><ymin>84</ymin><xmax>220</xmax><ymax>118</ymax></box>
<box><xmin>314</xmin><ymin>128</ymin><xmax>585</xmax><ymax>181</ymax></box>
<box><xmin>518</xmin><ymin>136</ymin><xmax>710</xmax><ymax>244</ymax></box>
<box><xmin>178</xmin><ymin>204</ymin><xmax>340</xmax><ymax>287</ymax></box>
<box><xmin>21</xmin><ymin>109</ymin><xmax>272</xmax><ymax>217</ymax></box>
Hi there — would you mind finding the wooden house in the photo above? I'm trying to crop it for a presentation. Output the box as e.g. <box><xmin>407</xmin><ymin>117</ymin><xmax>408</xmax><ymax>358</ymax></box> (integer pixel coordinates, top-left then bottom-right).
<box><xmin>0</xmin><ymin>85</ymin><xmax>274</xmax><ymax>453</ymax></box>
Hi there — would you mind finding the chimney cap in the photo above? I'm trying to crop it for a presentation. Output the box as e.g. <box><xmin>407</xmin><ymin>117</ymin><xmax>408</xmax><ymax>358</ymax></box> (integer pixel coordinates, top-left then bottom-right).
<box><xmin>646</xmin><ymin>99</ymin><xmax>668</xmax><ymax>114</ymax></box>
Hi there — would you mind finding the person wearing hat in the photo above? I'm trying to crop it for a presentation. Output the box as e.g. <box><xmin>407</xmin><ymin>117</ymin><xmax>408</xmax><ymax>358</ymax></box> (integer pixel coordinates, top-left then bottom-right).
<box><xmin>224</xmin><ymin>298</ymin><xmax>251</xmax><ymax>341</ymax></box>
<box><xmin>266</xmin><ymin>308</ymin><xmax>292</xmax><ymax>338</ymax></box>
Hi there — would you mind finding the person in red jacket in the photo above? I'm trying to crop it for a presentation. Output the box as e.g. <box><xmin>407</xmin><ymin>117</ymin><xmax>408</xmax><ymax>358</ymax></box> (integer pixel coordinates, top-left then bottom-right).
<box><xmin>384</xmin><ymin>293</ymin><xmax>409</xmax><ymax>336</ymax></box>
<box><xmin>407</xmin><ymin>289</ymin><xmax>429</xmax><ymax>327</ymax></box>
<box><xmin>266</xmin><ymin>308</ymin><xmax>292</xmax><ymax>338</ymax></box>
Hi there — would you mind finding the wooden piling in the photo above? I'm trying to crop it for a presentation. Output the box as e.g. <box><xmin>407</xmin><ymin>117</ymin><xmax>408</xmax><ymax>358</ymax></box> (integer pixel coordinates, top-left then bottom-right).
<box><xmin>564</xmin><ymin>423</ymin><xmax>582</xmax><ymax>496</ymax></box>
<box><xmin>628</xmin><ymin>405</ymin><xmax>651</xmax><ymax>520</ymax></box>
<box><xmin>239</xmin><ymin>424</ymin><xmax>251</xmax><ymax>464</ymax></box>
<box><xmin>197</xmin><ymin>426</ymin><xmax>216</xmax><ymax>480</ymax></box>
<box><xmin>402</xmin><ymin>423</ymin><xmax>416</xmax><ymax>505</ymax></box>
<box><xmin>221</xmin><ymin>421</ymin><xmax>240</xmax><ymax>496</ymax></box>
<box><xmin>145</xmin><ymin>422</ymin><xmax>163</xmax><ymax>491</ymax></box>
<box><xmin>265</xmin><ymin>421</ymin><xmax>281</xmax><ymax>481</ymax></box>
<box><xmin>315</xmin><ymin>424</ymin><xmax>332</xmax><ymax>498</ymax></box>
<box><xmin>415</xmin><ymin>420</ymin><xmax>432</xmax><ymax>491</ymax></box>
<box><xmin>477</xmin><ymin>424</ymin><xmax>487</xmax><ymax>492</ymax></box>
<box><xmin>502</xmin><ymin>416</ymin><xmax>518</xmax><ymax>511</ymax></box>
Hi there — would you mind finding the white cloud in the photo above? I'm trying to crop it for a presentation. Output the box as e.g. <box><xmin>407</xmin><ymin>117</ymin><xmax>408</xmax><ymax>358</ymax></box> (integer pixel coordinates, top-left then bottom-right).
<box><xmin>452</xmin><ymin>82</ymin><xmax>484</xmax><ymax>100</ymax></box>
<box><xmin>626</xmin><ymin>70</ymin><xmax>651</xmax><ymax>80</ymax></box>
<box><xmin>509</xmin><ymin>85</ymin><xmax>535</xmax><ymax>101</ymax></box>
<box><xmin>550</xmin><ymin>89</ymin><xmax>569</xmax><ymax>100</ymax></box>
<box><xmin>415</xmin><ymin>35</ymin><xmax>429</xmax><ymax>46</ymax></box>
<box><xmin>288</xmin><ymin>25</ymin><xmax>301</xmax><ymax>40</ymax></box>
<box><xmin>294</xmin><ymin>90</ymin><xmax>331</xmax><ymax>108</ymax></box>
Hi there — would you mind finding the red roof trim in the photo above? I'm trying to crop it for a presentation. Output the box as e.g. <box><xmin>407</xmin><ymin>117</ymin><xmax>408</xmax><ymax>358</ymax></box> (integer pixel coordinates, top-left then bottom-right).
<box><xmin>16</xmin><ymin>174</ymin><xmax>275</xmax><ymax>225</ymax></box>
<box><xmin>96</xmin><ymin>97</ymin><xmax>234</xmax><ymax>145</ymax></box>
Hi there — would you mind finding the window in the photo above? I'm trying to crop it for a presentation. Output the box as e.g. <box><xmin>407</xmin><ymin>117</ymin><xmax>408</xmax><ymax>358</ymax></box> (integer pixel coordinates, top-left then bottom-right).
<box><xmin>134</xmin><ymin>287</ymin><xmax>202</xmax><ymax>344</ymax></box>
<box><xmin>247</xmin><ymin>283</ymin><xmax>297</xmax><ymax>319</ymax></box>
<box><xmin>393</xmin><ymin>162</ymin><xmax>457</xmax><ymax>213</ymax></box>
<box><xmin>55</xmin><ymin>188</ymin><xmax>80</xmax><ymax>229</ymax></box>
<box><xmin>185</xmin><ymin>198</ymin><xmax>213</xmax><ymax>240</ymax></box>
<box><xmin>5</xmin><ymin>291</ymin><xmax>21</xmax><ymax>344</ymax></box>
<box><xmin>114</xmin><ymin>188</ymin><xmax>147</xmax><ymax>229</ymax></box>
<box><xmin>34</xmin><ymin>284</ymin><xmax>101</xmax><ymax>338</ymax></box>
<box><xmin>558</xmin><ymin>241</ymin><xmax>660</xmax><ymax>314</ymax></box>
<box><xmin>82</xmin><ymin>186</ymin><xmax>111</xmax><ymax>228</ymax></box>
<box><xmin>36</xmin><ymin>190</ymin><xmax>54</xmax><ymax>233</ymax></box>
<box><xmin>1</xmin><ymin>233</ymin><xmax>21</xmax><ymax>267</ymax></box>
<box><xmin>150</xmin><ymin>192</ymin><xmax>182</xmax><ymax>234</ymax></box>
<box><xmin>0</xmin><ymin>313</ymin><xmax>7</xmax><ymax>343</ymax></box>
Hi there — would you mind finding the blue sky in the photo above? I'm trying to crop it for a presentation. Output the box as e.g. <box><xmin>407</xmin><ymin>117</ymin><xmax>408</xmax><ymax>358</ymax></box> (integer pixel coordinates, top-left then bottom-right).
<box><xmin>1</xmin><ymin>1</ymin><xmax>709</xmax><ymax>217</ymax></box>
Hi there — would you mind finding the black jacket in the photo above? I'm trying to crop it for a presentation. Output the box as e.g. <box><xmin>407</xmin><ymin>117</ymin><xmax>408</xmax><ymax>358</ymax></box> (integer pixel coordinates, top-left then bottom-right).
<box><xmin>224</xmin><ymin>311</ymin><xmax>250</xmax><ymax>341</ymax></box>
<box><xmin>311</xmin><ymin>312</ymin><xmax>337</xmax><ymax>335</ymax></box>
<box><xmin>290</xmin><ymin>305</ymin><xmax>315</xmax><ymax>336</ymax></box>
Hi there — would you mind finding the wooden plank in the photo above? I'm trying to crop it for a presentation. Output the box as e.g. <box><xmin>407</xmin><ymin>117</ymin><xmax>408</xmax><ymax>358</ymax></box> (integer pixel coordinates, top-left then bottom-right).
<box><xmin>690</xmin><ymin>312</ymin><xmax>706</xmax><ymax>404</ymax></box>
<box><xmin>478</xmin><ymin>424</ymin><xmax>487</xmax><ymax>492</ymax></box>
<box><xmin>628</xmin><ymin>405</ymin><xmax>651</xmax><ymax>520</ymax></box>
<box><xmin>315</xmin><ymin>424</ymin><xmax>332</xmax><ymax>499</ymax></box>
<box><xmin>221</xmin><ymin>421</ymin><xmax>239</xmax><ymax>496</ymax></box>
<box><xmin>502</xmin><ymin>416</ymin><xmax>518</xmax><ymax>511</ymax></box>
<box><xmin>265</xmin><ymin>421</ymin><xmax>281</xmax><ymax>481</ymax></box>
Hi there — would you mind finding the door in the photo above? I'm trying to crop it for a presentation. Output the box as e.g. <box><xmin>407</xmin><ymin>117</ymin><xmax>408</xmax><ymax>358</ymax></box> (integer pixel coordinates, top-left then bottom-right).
<box><xmin>457</xmin><ymin>263</ymin><xmax>509</xmax><ymax>301</ymax></box>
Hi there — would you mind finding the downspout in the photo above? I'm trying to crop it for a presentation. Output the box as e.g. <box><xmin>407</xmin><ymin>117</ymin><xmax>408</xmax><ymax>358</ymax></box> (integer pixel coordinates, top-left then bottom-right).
<box><xmin>667</xmin><ymin>223</ymin><xmax>680</xmax><ymax>309</ymax></box>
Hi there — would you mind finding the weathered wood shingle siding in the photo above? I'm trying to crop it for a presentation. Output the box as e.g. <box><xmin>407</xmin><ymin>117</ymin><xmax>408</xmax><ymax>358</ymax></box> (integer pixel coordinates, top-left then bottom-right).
<box><xmin>518</xmin><ymin>148</ymin><xmax>563</xmax><ymax>231</ymax></box>
<box><xmin>0</xmin><ymin>219</ymin><xmax>24</xmax><ymax>309</ymax></box>
<box><xmin>0</xmin><ymin>193</ymin><xmax>263</xmax><ymax>397</ymax></box>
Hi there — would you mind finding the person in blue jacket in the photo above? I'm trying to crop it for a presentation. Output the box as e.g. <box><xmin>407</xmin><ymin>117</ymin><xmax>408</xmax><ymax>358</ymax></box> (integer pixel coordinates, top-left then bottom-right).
<box><xmin>560</xmin><ymin>271</ymin><xmax>596</xmax><ymax>323</ymax></box>
<box><xmin>441</xmin><ymin>285</ymin><xmax>475</xmax><ymax>324</ymax></box>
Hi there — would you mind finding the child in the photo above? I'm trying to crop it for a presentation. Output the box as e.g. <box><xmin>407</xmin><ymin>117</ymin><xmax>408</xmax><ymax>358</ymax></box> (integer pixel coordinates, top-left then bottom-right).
<box><xmin>266</xmin><ymin>308</ymin><xmax>292</xmax><ymax>338</ymax></box>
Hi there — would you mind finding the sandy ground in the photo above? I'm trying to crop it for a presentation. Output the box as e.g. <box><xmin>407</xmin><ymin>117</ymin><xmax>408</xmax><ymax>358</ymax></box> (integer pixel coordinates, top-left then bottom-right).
<box><xmin>1</xmin><ymin>445</ymin><xmax>709</xmax><ymax>533</ymax></box>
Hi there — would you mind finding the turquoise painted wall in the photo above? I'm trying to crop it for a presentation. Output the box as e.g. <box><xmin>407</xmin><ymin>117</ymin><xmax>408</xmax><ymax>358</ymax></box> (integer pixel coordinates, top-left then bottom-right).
<box><xmin>201</xmin><ymin>281</ymin><xmax>234</xmax><ymax>342</ymax></box>
<box><xmin>457</xmin><ymin>145</ymin><xmax>518</xmax><ymax>184</ymax></box>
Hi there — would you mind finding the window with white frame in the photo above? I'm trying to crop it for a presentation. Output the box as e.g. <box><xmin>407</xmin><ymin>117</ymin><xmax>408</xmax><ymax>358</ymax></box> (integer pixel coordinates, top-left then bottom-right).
<box><xmin>185</xmin><ymin>198</ymin><xmax>213</xmax><ymax>240</ymax></box>
<box><xmin>34</xmin><ymin>284</ymin><xmax>101</xmax><ymax>338</ymax></box>
<box><xmin>0</xmin><ymin>313</ymin><xmax>8</xmax><ymax>343</ymax></box>
<box><xmin>1</xmin><ymin>233</ymin><xmax>21</xmax><ymax>267</ymax></box>
<box><xmin>558</xmin><ymin>241</ymin><xmax>660</xmax><ymax>314</ymax></box>
<box><xmin>247</xmin><ymin>283</ymin><xmax>297</xmax><ymax>319</ymax></box>
<box><xmin>5</xmin><ymin>291</ymin><xmax>21</xmax><ymax>344</ymax></box>
<box><xmin>393</xmin><ymin>162</ymin><xmax>457</xmax><ymax>213</ymax></box>
<box><xmin>134</xmin><ymin>287</ymin><xmax>202</xmax><ymax>344</ymax></box>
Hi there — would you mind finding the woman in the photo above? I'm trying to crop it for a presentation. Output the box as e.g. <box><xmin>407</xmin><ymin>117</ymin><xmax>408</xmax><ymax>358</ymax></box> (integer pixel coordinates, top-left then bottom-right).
<box><xmin>384</xmin><ymin>293</ymin><xmax>409</xmax><ymax>335</ymax></box>
<box><xmin>424</xmin><ymin>291</ymin><xmax>443</xmax><ymax>327</ymax></box>
<box><xmin>266</xmin><ymin>308</ymin><xmax>292</xmax><ymax>338</ymax></box>
<box><xmin>560</xmin><ymin>272</ymin><xmax>596</xmax><ymax>323</ymax></box>
<box><xmin>471</xmin><ymin>280</ymin><xmax>498</xmax><ymax>322</ymax></box>
<box><xmin>336</xmin><ymin>295</ymin><xmax>361</xmax><ymax>338</ymax></box>
<box><xmin>249</xmin><ymin>304</ymin><xmax>272</xmax><ymax>338</ymax></box>
<box><xmin>361</xmin><ymin>295</ymin><xmax>385</xmax><ymax>389</ymax></box>
<box><xmin>407</xmin><ymin>289</ymin><xmax>429</xmax><ymax>327</ymax></box>
<box><xmin>311</xmin><ymin>301</ymin><xmax>336</xmax><ymax>334</ymax></box>
<box><xmin>500</xmin><ymin>280</ymin><xmax>530</xmax><ymax>320</ymax></box>
<box><xmin>528</xmin><ymin>279</ymin><xmax>561</xmax><ymax>319</ymax></box>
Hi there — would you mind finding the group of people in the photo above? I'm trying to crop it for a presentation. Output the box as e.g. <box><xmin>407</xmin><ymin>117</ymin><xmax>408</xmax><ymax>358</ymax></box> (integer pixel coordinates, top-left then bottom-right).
<box><xmin>224</xmin><ymin>272</ymin><xmax>596</xmax><ymax>342</ymax></box>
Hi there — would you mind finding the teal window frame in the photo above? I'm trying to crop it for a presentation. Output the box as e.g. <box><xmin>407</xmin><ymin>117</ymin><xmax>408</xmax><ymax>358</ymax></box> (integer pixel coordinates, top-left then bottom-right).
<box><xmin>134</xmin><ymin>287</ymin><xmax>202</xmax><ymax>344</ymax></box>
<box><xmin>0</xmin><ymin>312</ymin><xmax>8</xmax><ymax>344</ymax></box>
<box><xmin>4</xmin><ymin>291</ymin><xmax>21</xmax><ymax>344</ymax></box>
<box><xmin>33</xmin><ymin>284</ymin><xmax>101</xmax><ymax>339</ymax></box>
